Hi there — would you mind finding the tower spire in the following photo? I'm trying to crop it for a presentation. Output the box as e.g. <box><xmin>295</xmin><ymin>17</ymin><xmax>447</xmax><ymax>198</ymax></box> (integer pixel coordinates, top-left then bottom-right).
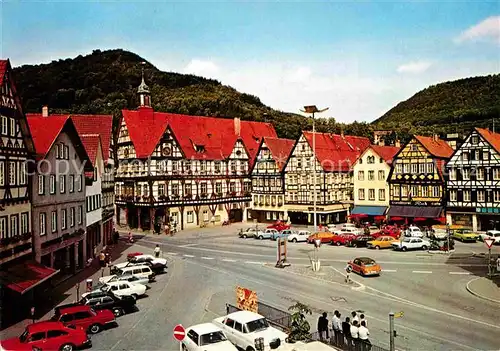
<box><xmin>137</xmin><ymin>61</ymin><xmax>151</xmax><ymax>107</ymax></box>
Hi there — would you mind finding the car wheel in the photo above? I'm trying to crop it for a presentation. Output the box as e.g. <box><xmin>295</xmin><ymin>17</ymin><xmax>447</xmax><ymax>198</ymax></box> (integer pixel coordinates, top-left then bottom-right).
<box><xmin>352</xmin><ymin>243</ymin><xmax>358</xmax><ymax>248</ymax></box>
<box><xmin>401</xmin><ymin>246</ymin><xmax>407</xmax><ymax>251</ymax></box>
<box><xmin>113</xmin><ymin>308</ymin><xmax>124</xmax><ymax>317</ymax></box>
<box><xmin>89</xmin><ymin>323</ymin><xmax>101</xmax><ymax>334</ymax></box>
<box><xmin>336</xmin><ymin>241</ymin><xmax>341</xmax><ymax>246</ymax></box>
<box><xmin>132</xmin><ymin>294</ymin><xmax>138</xmax><ymax>300</ymax></box>
<box><xmin>246</xmin><ymin>347</ymin><xmax>256</xmax><ymax>351</ymax></box>
<box><xmin>292</xmin><ymin>238</ymin><xmax>297</xmax><ymax>243</ymax></box>
<box><xmin>242</xmin><ymin>234</ymin><xmax>247</xmax><ymax>238</ymax></box>
<box><xmin>422</xmin><ymin>245</ymin><xmax>428</xmax><ymax>251</ymax></box>
<box><xmin>375</xmin><ymin>245</ymin><xmax>380</xmax><ymax>250</ymax></box>
<box><xmin>60</xmin><ymin>343</ymin><xmax>74</xmax><ymax>351</ymax></box>
<box><xmin>259</xmin><ymin>235</ymin><xmax>263</xmax><ymax>240</ymax></box>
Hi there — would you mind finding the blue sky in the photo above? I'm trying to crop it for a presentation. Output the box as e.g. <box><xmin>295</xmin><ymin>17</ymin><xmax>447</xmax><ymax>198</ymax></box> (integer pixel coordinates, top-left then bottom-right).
<box><xmin>2</xmin><ymin>1</ymin><xmax>499</xmax><ymax>122</ymax></box>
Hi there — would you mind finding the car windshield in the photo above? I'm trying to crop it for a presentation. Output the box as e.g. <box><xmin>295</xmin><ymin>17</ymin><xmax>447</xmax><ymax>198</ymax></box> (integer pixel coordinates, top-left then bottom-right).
<box><xmin>361</xmin><ymin>260</ymin><xmax>376</xmax><ymax>266</ymax></box>
<box><xmin>19</xmin><ymin>329</ymin><xmax>29</xmax><ymax>343</ymax></box>
<box><xmin>246</xmin><ymin>318</ymin><xmax>269</xmax><ymax>333</ymax></box>
<box><xmin>200</xmin><ymin>331</ymin><xmax>227</xmax><ymax>345</ymax></box>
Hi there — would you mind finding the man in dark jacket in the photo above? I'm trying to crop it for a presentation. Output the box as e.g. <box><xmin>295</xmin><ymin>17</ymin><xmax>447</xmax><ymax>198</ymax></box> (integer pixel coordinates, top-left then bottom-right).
<box><xmin>317</xmin><ymin>312</ymin><xmax>329</xmax><ymax>341</ymax></box>
<box><xmin>342</xmin><ymin>317</ymin><xmax>351</xmax><ymax>348</ymax></box>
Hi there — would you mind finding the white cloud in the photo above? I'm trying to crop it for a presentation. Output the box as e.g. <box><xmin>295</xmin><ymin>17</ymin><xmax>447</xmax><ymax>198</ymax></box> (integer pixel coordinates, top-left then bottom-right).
<box><xmin>183</xmin><ymin>59</ymin><xmax>220</xmax><ymax>78</ymax></box>
<box><xmin>455</xmin><ymin>16</ymin><xmax>500</xmax><ymax>44</ymax></box>
<box><xmin>286</xmin><ymin>66</ymin><xmax>312</xmax><ymax>83</ymax></box>
<box><xmin>397</xmin><ymin>61</ymin><xmax>432</xmax><ymax>74</ymax></box>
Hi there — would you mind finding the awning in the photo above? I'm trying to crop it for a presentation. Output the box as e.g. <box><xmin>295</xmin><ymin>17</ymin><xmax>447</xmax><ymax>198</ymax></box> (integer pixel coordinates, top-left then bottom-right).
<box><xmin>351</xmin><ymin>206</ymin><xmax>387</xmax><ymax>216</ymax></box>
<box><xmin>0</xmin><ymin>261</ymin><xmax>59</xmax><ymax>294</ymax></box>
<box><xmin>387</xmin><ymin>206</ymin><xmax>443</xmax><ymax>219</ymax></box>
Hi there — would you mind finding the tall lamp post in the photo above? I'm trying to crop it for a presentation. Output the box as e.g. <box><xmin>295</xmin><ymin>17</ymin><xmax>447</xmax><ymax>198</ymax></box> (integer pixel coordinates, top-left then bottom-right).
<box><xmin>300</xmin><ymin>105</ymin><xmax>329</xmax><ymax>233</ymax></box>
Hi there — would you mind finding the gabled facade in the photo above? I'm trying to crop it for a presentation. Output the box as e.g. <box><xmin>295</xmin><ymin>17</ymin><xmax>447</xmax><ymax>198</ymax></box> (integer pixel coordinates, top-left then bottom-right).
<box><xmin>388</xmin><ymin>135</ymin><xmax>453</xmax><ymax>221</ymax></box>
<box><xmin>352</xmin><ymin>145</ymin><xmax>400</xmax><ymax>218</ymax></box>
<box><xmin>27</xmin><ymin>114</ymin><xmax>93</xmax><ymax>274</ymax></box>
<box><xmin>284</xmin><ymin>132</ymin><xmax>370</xmax><ymax>225</ymax></box>
<box><xmin>115</xmin><ymin>78</ymin><xmax>277</xmax><ymax>231</ymax></box>
<box><xmin>249</xmin><ymin>137</ymin><xmax>294</xmax><ymax>222</ymax></box>
<box><xmin>446</xmin><ymin>128</ymin><xmax>500</xmax><ymax>231</ymax></box>
<box><xmin>0</xmin><ymin>59</ymin><xmax>36</xmax><ymax>266</ymax></box>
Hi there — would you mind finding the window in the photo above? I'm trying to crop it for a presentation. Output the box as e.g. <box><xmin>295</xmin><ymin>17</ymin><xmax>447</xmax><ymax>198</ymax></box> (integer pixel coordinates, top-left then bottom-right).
<box><xmin>0</xmin><ymin>217</ymin><xmax>6</xmax><ymax>239</ymax></box>
<box><xmin>10</xmin><ymin>118</ymin><xmax>15</xmax><ymax>136</ymax></box>
<box><xmin>61</xmin><ymin>209</ymin><xmax>67</xmax><ymax>230</ymax></box>
<box><xmin>60</xmin><ymin>175</ymin><xmax>66</xmax><ymax>193</ymax></box>
<box><xmin>474</xmin><ymin>150</ymin><xmax>480</xmax><ymax>160</ymax></box>
<box><xmin>419</xmin><ymin>163</ymin><xmax>426</xmax><ymax>174</ymax></box>
<box><xmin>411</xmin><ymin>163</ymin><xmax>418</xmax><ymax>174</ymax></box>
<box><xmin>19</xmin><ymin>162</ymin><xmax>26</xmax><ymax>185</ymax></box>
<box><xmin>64</xmin><ymin>145</ymin><xmax>69</xmax><ymax>160</ymax></box>
<box><xmin>49</xmin><ymin>175</ymin><xmax>56</xmax><ymax>194</ymax></box>
<box><xmin>51</xmin><ymin>211</ymin><xmax>57</xmax><ymax>232</ymax></box>
<box><xmin>28</xmin><ymin>332</ymin><xmax>46</xmax><ymax>342</ymax></box>
<box><xmin>9</xmin><ymin>161</ymin><xmax>16</xmax><ymax>185</ymax></box>
<box><xmin>411</xmin><ymin>144</ymin><xmax>418</xmax><ymax>151</ymax></box>
<box><xmin>367</xmin><ymin>156</ymin><xmax>375</xmax><ymax>164</ymax></box>
<box><xmin>358</xmin><ymin>189</ymin><xmax>365</xmax><ymax>200</ymax></box>
<box><xmin>158</xmin><ymin>184</ymin><xmax>165</xmax><ymax>196</ymax></box>
<box><xmin>401</xmin><ymin>185</ymin><xmax>408</xmax><ymax>197</ymax></box>
<box><xmin>411</xmin><ymin>185</ymin><xmax>418</xmax><ymax>197</ymax></box>
<box><xmin>494</xmin><ymin>190</ymin><xmax>500</xmax><ymax>203</ymax></box>
<box><xmin>203</xmin><ymin>210</ymin><xmax>209</xmax><ymax>222</ymax></box>
<box><xmin>172</xmin><ymin>183</ymin><xmax>179</xmax><ymax>196</ymax></box>
<box><xmin>403</xmin><ymin>164</ymin><xmax>409</xmax><ymax>174</ymax></box>
<box><xmin>422</xmin><ymin>186</ymin><xmax>429</xmax><ymax>197</ymax></box>
<box><xmin>471</xmin><ymin>136</ymin><xmax>479</xmax><ymax>145</ymax></box>
<box><xmin>463</xmin><ymin>190</ymin><xmax>471</xmax><ymax>202</ymax></box>
<box><xmin>214</xmin><ymin>162</ymin><xmax>221</xmax><ymax>173</ymax></box>
<box><xmin>463</xmin><ymin>168</ymin><xmax>470</xmax><ymax>180</ymax></box>
<box><xmin>477</xmin><ymin>190</ymin><xmax>485</xmax><ymax>202</ymax></box>
<box><xmin>39</xmin><ymin>213</ymin><xmax>46</xmax><ymax>236</ymax></box>
<box><xmin>184</xmin><ymin>183</ymin><xmax>192</xmax><ymax>196</ymax></box>
<box><xmin>368</xmin><ymin>189</ymin><xmax>375</xmax><ymax>201</ymax></box>
<box><xmin>187</xmin><ymin>211</ymin><xmax>194</xmax><ymax>223</ymax></box>
<box><xmin>432</xmin><ymin>186</ymin><xmax>440</xmax><ymax>198</ymax></box>
<box><xmin>143</xmin><ymin>184</ymin><xmax>148</xmax><ymax>196</ymax></box>
<box><xmin>450</xmin><ymin>190</ymin><xmax>457</xmax><ymax>201</ymax></box>
<box><xmin>0</xmin><ymin>161</ymin><xmax>4</xmax><ymax>186</ymax></box>
<box><xmin>494</xmin><ymin>168</ymin><xmax>500</xmax><ymax>180</ymax></box>
<box><xmin>230</xmin><ymin>161</ymin><xmax>236</xmax><ymax>173</ymax></box>
<box><xmin>200</xmin><ymin>182</ymin><xmax>207</xmax><ymax>195</ymax></box>
<box><xmin>78</xmin><ymin>175</ymin><xmax>83</xmax><ymax>192</ymax></box>
<box><xmin>379</xmin><ymin>189</ymin><xmax>385</xmax><ymax>201</ymax></box>
<box><xmin>476</xmin><ymin>167</ymin><xmax>484</xmax><ymax>180</ymax></box>
<box><xmin>216</xmin><ymin>183</ymin><xmax>222</xmax><ymax>194</ymax></box>
<box><xmin>368</xmin><ymin>171</ymin><xmax>374</xmax><ymax>181</ymax></box>
<box><xmin>244</xmin><ymin>182</ymin><xmax>251</xmax><ymax>193</ymax></box>
<box><xmin>78</xmin><ymin>206</ymin><xmax>83</xmax><ymax>224</ymax></box>
<box><xmin>462</xmin><ymin>152</ymin><xmax>469</xmax><ymax>161</ymax></box>
<box><xmin>21</xmin><ymin>212</ymin><xmax>28</xmax><ymax>234</ymax></box>
<box><xmin>70</xmin><ymin>207</ymin><xmax>75</xmax><ymax>227</ymax></box>
<box><xmin>483</xmin><ymin>151</ymin><xmax>489</xmax><ymax>161</ymax></box>
<box><xmin>395</xmin><ymin>163</ymin><xmax>402</xmax><ymax>174</ymax></box>
<box><xmin>378</xmin><ymin>170</ymin><xmax>385</xmax><ymax>181</ymax></box>
<box><xmin>69</xmin><ymin>175</ymin><xmax>74</xmax><ymax>192</ymax></box>
<box><xmin>426</xmin><ymin>163</ymin><xmax>434</xmax><ymax>174</ymax></box>
<box><xmin>449</xmin><ymin>168</ymin><xmax>456</xmax><ymax>180</ymax></box>
<box><xmin>229</xmin><ymin>182</ymin><xmax>236</xmax><ymax>193</ymax></box>
<box><xmin>1</xmin><ymin>116</ymin><xmax>7</xmax><ymax>135</ymax></box>
<box><xmin>10</xmin><ymin>215</ymin><xmax>18</xmax><ymax>237</ymax></box>
<box><xmin>393</xmin><ymin>185</ymin><xmax>400</xmax><ymax>197</ymax></box>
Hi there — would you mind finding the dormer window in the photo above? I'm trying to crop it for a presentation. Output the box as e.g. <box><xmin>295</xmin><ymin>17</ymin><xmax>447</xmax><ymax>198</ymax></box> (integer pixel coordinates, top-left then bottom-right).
<box><xmin>195</xmin><ymin>145</ymin><xmax>205</xmax><ymax>153</ymax></box>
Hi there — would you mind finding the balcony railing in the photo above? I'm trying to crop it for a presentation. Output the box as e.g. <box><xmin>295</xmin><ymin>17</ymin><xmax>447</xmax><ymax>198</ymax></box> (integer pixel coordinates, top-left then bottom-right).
<box><xmin>115</xmin><ymin>193</ymin><xmax>251</xmax><ymax>205</ymax></box>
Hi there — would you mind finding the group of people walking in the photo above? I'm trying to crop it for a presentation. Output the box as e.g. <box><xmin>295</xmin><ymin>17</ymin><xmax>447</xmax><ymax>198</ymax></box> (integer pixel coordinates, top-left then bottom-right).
<box><xmin>317</xmin><ymin>310</ymin><xmax>371</xmax><ymax>350</ymax></box>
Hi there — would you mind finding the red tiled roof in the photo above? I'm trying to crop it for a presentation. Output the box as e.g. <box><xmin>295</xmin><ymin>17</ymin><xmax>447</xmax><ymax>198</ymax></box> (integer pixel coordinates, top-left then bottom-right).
<box><xmin>121</xmin><ymin>107</ymin><xmax>277</xmax><ymax>164</ymax></box>
<box><xmin>476</xmin><ymin>128</ymin><xmax>500</xmax><ymax>154</ymax></box>
<box><xmin>70</xmin><ymin>114</ymin><xmax>113</xmax><ymax>164</ymax></box>
<box><xmin>263</xmin><ymin>137</ymin><xmax>295</xmax><ymax>171</ymax></box>
<box><xmin>370</xmin><ymin>145</ymin><xmax>400</xmax><ymax>164</ymax></box>
<box><xmin>0</xmin><ymin>59</ymin><xmax>8</xmax><ymax>86</ymax></box>
<box><xmin>415</xmin><ymin>135</ymin><xmax>454</xmax><ymax>159</ymax></box>
<box><xmin>80</xmin><ymin>134</ymin><xmax>101</xmax><ymax>167</ymax></box>
<box><xmin>27</xmin><ymin>115</ymin><xmax>70</xmax><ymax>160</ymax></box>
<box><xmin>303</xmin><ymin>131</ymin><xmax>371</xmax><ymax>172</ymax></box>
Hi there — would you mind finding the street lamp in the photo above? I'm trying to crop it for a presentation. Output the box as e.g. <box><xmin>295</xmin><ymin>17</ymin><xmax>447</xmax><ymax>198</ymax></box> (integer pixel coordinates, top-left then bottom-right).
<box><xmin>300</xmin><ymin>105</ymin><xmax>329</xmax><ymax>233</ymax></box>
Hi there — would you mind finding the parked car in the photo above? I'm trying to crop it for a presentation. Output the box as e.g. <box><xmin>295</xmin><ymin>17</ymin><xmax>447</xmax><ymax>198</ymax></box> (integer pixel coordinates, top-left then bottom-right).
<box><xmin>367</xmin><ymin>226</ymin><xmax>380</xmax><ymax>235</ymax></box>
<box><xmin>348</xmin><ymin>257</ymin><xmax>381</xmax><ymax>276</ymax></box>
<box><xmin>212</xmin><ymin>311</ymin><xmax>287</xmax><ymax>351</ymax></box>
<box><xmin>430</xmin><ymin>228</ymin><xmax>449</xmax><ymax>240</ymax></box>
<box><xmin>405</xmin><ymin>226</ymin><xmax>424</xmax><ymax>238</ymax></box>
<box><xmin>333</xmin><ymin>227</ymin><xmax>362</xmax><ymax>235</ymax></box>
<box><xmin>307</xmin><ymin>232</ymin><xmax>336</xmax><ymax>244</ymax></box>
<box><xmin>331</xmin><ymin>233</ymin><xmax>356</xmax><ymax>246</ymax></box>
<box><xmin>392</xmin><ymin>237</ymin><xmax>430</xmax><ymax>251</ymax></box>
<box><xmin>83</xmin><ymin>281</ymin><xmax>147</xmax><ymax>299</ymax></box>
<box><xmin>367</xmin><ymin>236</ymin><xmax>398</xmax><ymax>249</ymax></box>
<box><xmin>346</xmin><ymin>235</ymin><xmax>374</xmax><ymax>248</ymax></box>
<box><xmin>112</xmin><ymin>254</ymin><xmax>167</xmax><ymax>273</ymax></box>
<box><xmin>254</xmin><ymin>229</ymin><xmax>276</xmax><ymax>240</ymax></box>
<box><xmin>56</xmin><ymin>292</ymin><xmax>136</xmax><ymax>317</ymax></box>
<box><xmin>371</xmin><ymin>226</ymin><xmax>401</xmax><ymax>239</ymax></box>
<box><xmin>453</xmin><ymin>229</ymin><xmax>479</xmax><ymax>242</ymax></box>
<box><xmin>50</xmin><ymin>305</ymin><xmax>116</xmax><ymax>334</ymax></box>
<box><xmin>272</xmin><ymin>229</ymin><xmax>297</xmax><ymax>240</ymax></box>
<box><xmin>112</xmin><ymin>260</ymin><xmax>163</xmax><ymax>275</ymax></box>
<box><xmin>99</xmin><ymin>273</ymin><xmax>151</xmax><ymax>286</ymax></box>
<box><xmin>180</xmin><ymin>323</ymin><xmax>238</xmax><ymax>350</ymax></box>
<box><xmin>0</xmin><ymin>321</ymin><xmax>91</xmax><ymax>351</ymax></box>
<box><xmin>478</xmin><ymin>230</ymin><xmax>500</xmax><ymax>244</ymax></box>
<box><xmin>266</xmin><ymin>220</ymin><xmax>291</xmax><ymax>232</ymax></box>
<box><xmin>238</xmin><ymin>228</ymin><xmax>264</xmax><ymax>238</ymax></box>
<box><xmin>287</xmin><ymin>230</ymin><xmax>310</xmax><ymax>243</ymax></box>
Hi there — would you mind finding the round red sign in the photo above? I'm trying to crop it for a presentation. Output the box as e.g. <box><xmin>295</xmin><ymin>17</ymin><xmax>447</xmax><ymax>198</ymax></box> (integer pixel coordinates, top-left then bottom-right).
<box><xmin>173</xmin><ymin>324</ymin><xmax>186</xmax><ymax>341</ymax></box>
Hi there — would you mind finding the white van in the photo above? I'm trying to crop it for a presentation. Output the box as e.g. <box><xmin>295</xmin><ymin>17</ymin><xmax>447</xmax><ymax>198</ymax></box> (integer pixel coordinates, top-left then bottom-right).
<box><xmin>116</xmin><ymin>265</ymin><xmax>155</xmax><ymax>282</ymax></box>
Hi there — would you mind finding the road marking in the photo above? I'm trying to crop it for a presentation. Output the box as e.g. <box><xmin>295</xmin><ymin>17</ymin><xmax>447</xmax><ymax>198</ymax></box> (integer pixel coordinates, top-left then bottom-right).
<box><xmin>167</xmin><ymin>252</ymin><xmax>178</xmax><ymax>255</ymax></box>
<box><xmin>245</xmin><ymin>261</ymin><xmax>263</xmax><ymax>265</ymax></box>
<box><xmin>179</xmin><ymin>243</ymin><xmax>198</xmax><ymax>248</ymax></box>
<box><xmin>183</xmin><ymin>254</ymin><xmax>195</xmax><ymax>258</ymax></box>
<box><xmin>222</xmin><ymin>258</ymin><xmax>237</xmax><ymax>262</ymax></box>
<box><xmin>449</xmin><ymin>272</ymin><xmax>470</xmax><ymax>275</ymax></box>
<box><xmin>412</xmin><ymin>270</ymin><xmax>432</xmax><ymax>274</ymax></box>
<box><xmin>201</xmin><ymin>257</ymin><xmax>214</xmax><ymax>260</ymax></box>
<box><xmin>382</xmin><ymin>269</ymin><xmax>397</xmax><ymax>272</ymax></box>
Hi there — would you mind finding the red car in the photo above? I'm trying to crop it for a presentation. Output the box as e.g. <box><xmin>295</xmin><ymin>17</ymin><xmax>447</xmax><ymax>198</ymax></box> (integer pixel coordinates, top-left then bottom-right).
<box><xmin>267</xmin><ymin>220</ymin><xmax>290</xmax><ymax>232</ymax></box>
<box><xmin>51</xmin><ymin>305</ymin><xmax>116</xmax><ymax>334</ymax></box>
<box><xmin>1</xmin><ymin>321</ymin><xmax>91</xmax><ymax>351</ymax></box>
<box><xmin>371</xmin><ymin>227</ymin><xmax>401</xmax><ymax>239</ymax></box>
<box><xmin>331</xmin><ymin>233</ymin><xmax>356</xmax><ymax>246</ymax></box>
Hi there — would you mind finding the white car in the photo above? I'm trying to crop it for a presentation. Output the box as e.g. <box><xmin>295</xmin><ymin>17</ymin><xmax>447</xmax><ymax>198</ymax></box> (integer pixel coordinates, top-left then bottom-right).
<box><xmin>288</xmin><ymin>230</ymin><xmax>310</xmax><ymax>243</ymax></box>
<box><xmin>213</xmin><ymin>311</ymin><xmax>288</xmax><ymax>351</ymax></box>
<box><xmin>431</xmin><ymin>229</ymin><xmax>448</xmax><ymax>240</ymax></box>
<box><xmin>405</xmin><ymin>226</ymin><xmax>424</xmax><ymax>238</ymax></box>
<box><xmin>333</xmin><ymin>227</ymin><xmax>362</xmax><ymax>235</ymax></box>
<box><xmin>239</xmin><ymin>228</ymin><xmax>264</xmax><ymax>238</ymax></box>
<box><xmin>180</xmin><ymin>323</ymin><xmax>237</xmax><ymax>351</ymax></box>
<box><xmin>82</xmin><ymin>281</ymin><xmax>147</xmax><ymax>299</ymax></box>
<box><xmin>99</xmin><ymin>273</ymin><xmax>150</xmax><ymax>286</ymax></box>
<box><xmin>479</xmin><ymin>230</ymin><xmax>500</xmax><ymax>244</ymax></box>
<box><xmin>113</xmin><ymin>254</ymin><xmax>167</xmax><ymax>270</ymax></box>
<box><xmin>392</xmin><ymin>237</ymin><xmax>430</xmax><ymax>251</ymax></box>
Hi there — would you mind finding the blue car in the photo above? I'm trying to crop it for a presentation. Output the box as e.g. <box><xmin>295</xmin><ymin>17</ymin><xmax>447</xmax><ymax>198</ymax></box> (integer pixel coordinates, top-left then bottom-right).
<box><xmin>272</xmin><ymin>229</ymin><xmax>297</xmax><ymax>240</ymax></box>
<box><xmin>254</xmin><ymin>229</ymin><xmax>277</xmax><ymax>240</ymax></box>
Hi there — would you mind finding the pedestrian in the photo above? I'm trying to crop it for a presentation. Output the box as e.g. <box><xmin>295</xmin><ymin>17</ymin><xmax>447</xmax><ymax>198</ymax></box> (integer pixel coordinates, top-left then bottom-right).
<box><xmin>113</xmin><ymin>230</ymin><xmax>119</xmax><ymax>244</ymax></box>
<box><xmin>128</xmin><ymin>232</ymin><xmax>134</xmax><ymax>243</ymax></box>
<box><xmin>98</xmin><ymin>251</ymin><xmax>106</xmax><ymax>268</ymax></box>
<box><xmin>154</xmin><ymin>244</ymin><xmax>161</xmax><ymax>258</ymax></box>
<box><xmin>345</xmin><ymin>264</ymin><xmax>352</xmax><ymax>283</ymax></box>
<box><xmin>317</xmin><ymin>312</ymin><xmax>329</xmax><ymax>342</ymax></box>
<box><xmin>359</xmin><ymin>314</ymin><xmax>367</xmax><ymax>327</ymax></box>
<box><xmin>358</xmin><ymin>320</ymin><xmax>371</xmax><ymax>351</ymax></box>
<box><xmin>332</xmin><ymin>310</ymin><xmax>342</xmax><ymax>346</ymax></box>
<box><xmin>350</xmin><ymin>320</ymin><xmax>360</xmax><ymax>351</ymax></box>
<box><xmin>342</xmin><ymin>317</ymin><xmax>351</xmax><ymax>348</ymax></box>
<box><xmin>351</xmin><ymin>311</ymin><xmax>359</xmax><ymax>325</ymax></box>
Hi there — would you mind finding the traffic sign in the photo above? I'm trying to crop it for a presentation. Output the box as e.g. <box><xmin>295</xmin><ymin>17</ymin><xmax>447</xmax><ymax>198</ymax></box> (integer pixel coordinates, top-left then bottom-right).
<box><xmin>173</xmin><ymin>324</ymin><xmax>186</xmax><ymax>341</ymax></box>
<box><xmin>394</xmin><ymin>311</ymin><xmax>404</xmax><ymax>318</ymax></box>
<box><xmin>484</xmin><ymin>238</ymin><xmax>494</xmax><ymax>249</ymax></box>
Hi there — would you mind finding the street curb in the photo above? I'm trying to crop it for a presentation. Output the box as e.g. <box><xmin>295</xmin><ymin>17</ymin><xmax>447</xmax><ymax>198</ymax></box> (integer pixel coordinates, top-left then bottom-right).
<box><xmin>426</xmin><ymin>250</ymin><xmax>455</xmax><ymax>255</ymax></box>
<box><xmin>465</xmin><ymin>277</ymin><xmax>500</xmax><ymax>304</ymax></box>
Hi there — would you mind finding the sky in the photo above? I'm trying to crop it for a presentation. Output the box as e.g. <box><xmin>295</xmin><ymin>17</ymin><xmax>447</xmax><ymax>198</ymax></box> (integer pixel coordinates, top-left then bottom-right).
<box><xmin>2</xmin><ymin>1</ymin><xmax>499</xmax><ymax>122</ymax></box>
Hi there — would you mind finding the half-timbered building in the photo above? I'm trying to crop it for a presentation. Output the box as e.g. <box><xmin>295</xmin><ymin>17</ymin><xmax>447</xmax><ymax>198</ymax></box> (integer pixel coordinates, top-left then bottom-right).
<box><xmin>115</xmin><ymin>77</ymin><xmax>277</xmax><ymax>231</ymax></box>
<box><xmin>446</xmin><ymin>128</ymin><xmax>500</xmax><ymax>231</ymax></box>
<box><xmin>284</xmin><ymin>131</ymin><xmax>370</xmax><ymax>225</ymax></box>
<box><xmin>388</xmin><ymin>135</ymin><xmax>453</xmax><ymax>223</ymax></box>
<box><xmin>249</xmin><ymin>137</ymin><xmax>294</xmax><ymax>222</ymax></box>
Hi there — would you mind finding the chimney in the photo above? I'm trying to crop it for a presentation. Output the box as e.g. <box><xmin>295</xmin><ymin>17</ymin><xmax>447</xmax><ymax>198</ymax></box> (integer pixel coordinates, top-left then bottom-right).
<box><xmin>395</xmin><ymin>139</ymin><xmax>401</xmax><ymax>148</ymax></box>
<box><xmin>234</xmin><ymin>117</ymin><xmax>241</xmax><ymax>137</ymax></box>
<box><xmin>42</xmin><ymin>105</ymin><xmax>49</xmax><ymax>117</ymax></box>
<box><xmin>433</xmin><ymin>134</ymin><xmax>439</xmax><ymax>142</ymax></box>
